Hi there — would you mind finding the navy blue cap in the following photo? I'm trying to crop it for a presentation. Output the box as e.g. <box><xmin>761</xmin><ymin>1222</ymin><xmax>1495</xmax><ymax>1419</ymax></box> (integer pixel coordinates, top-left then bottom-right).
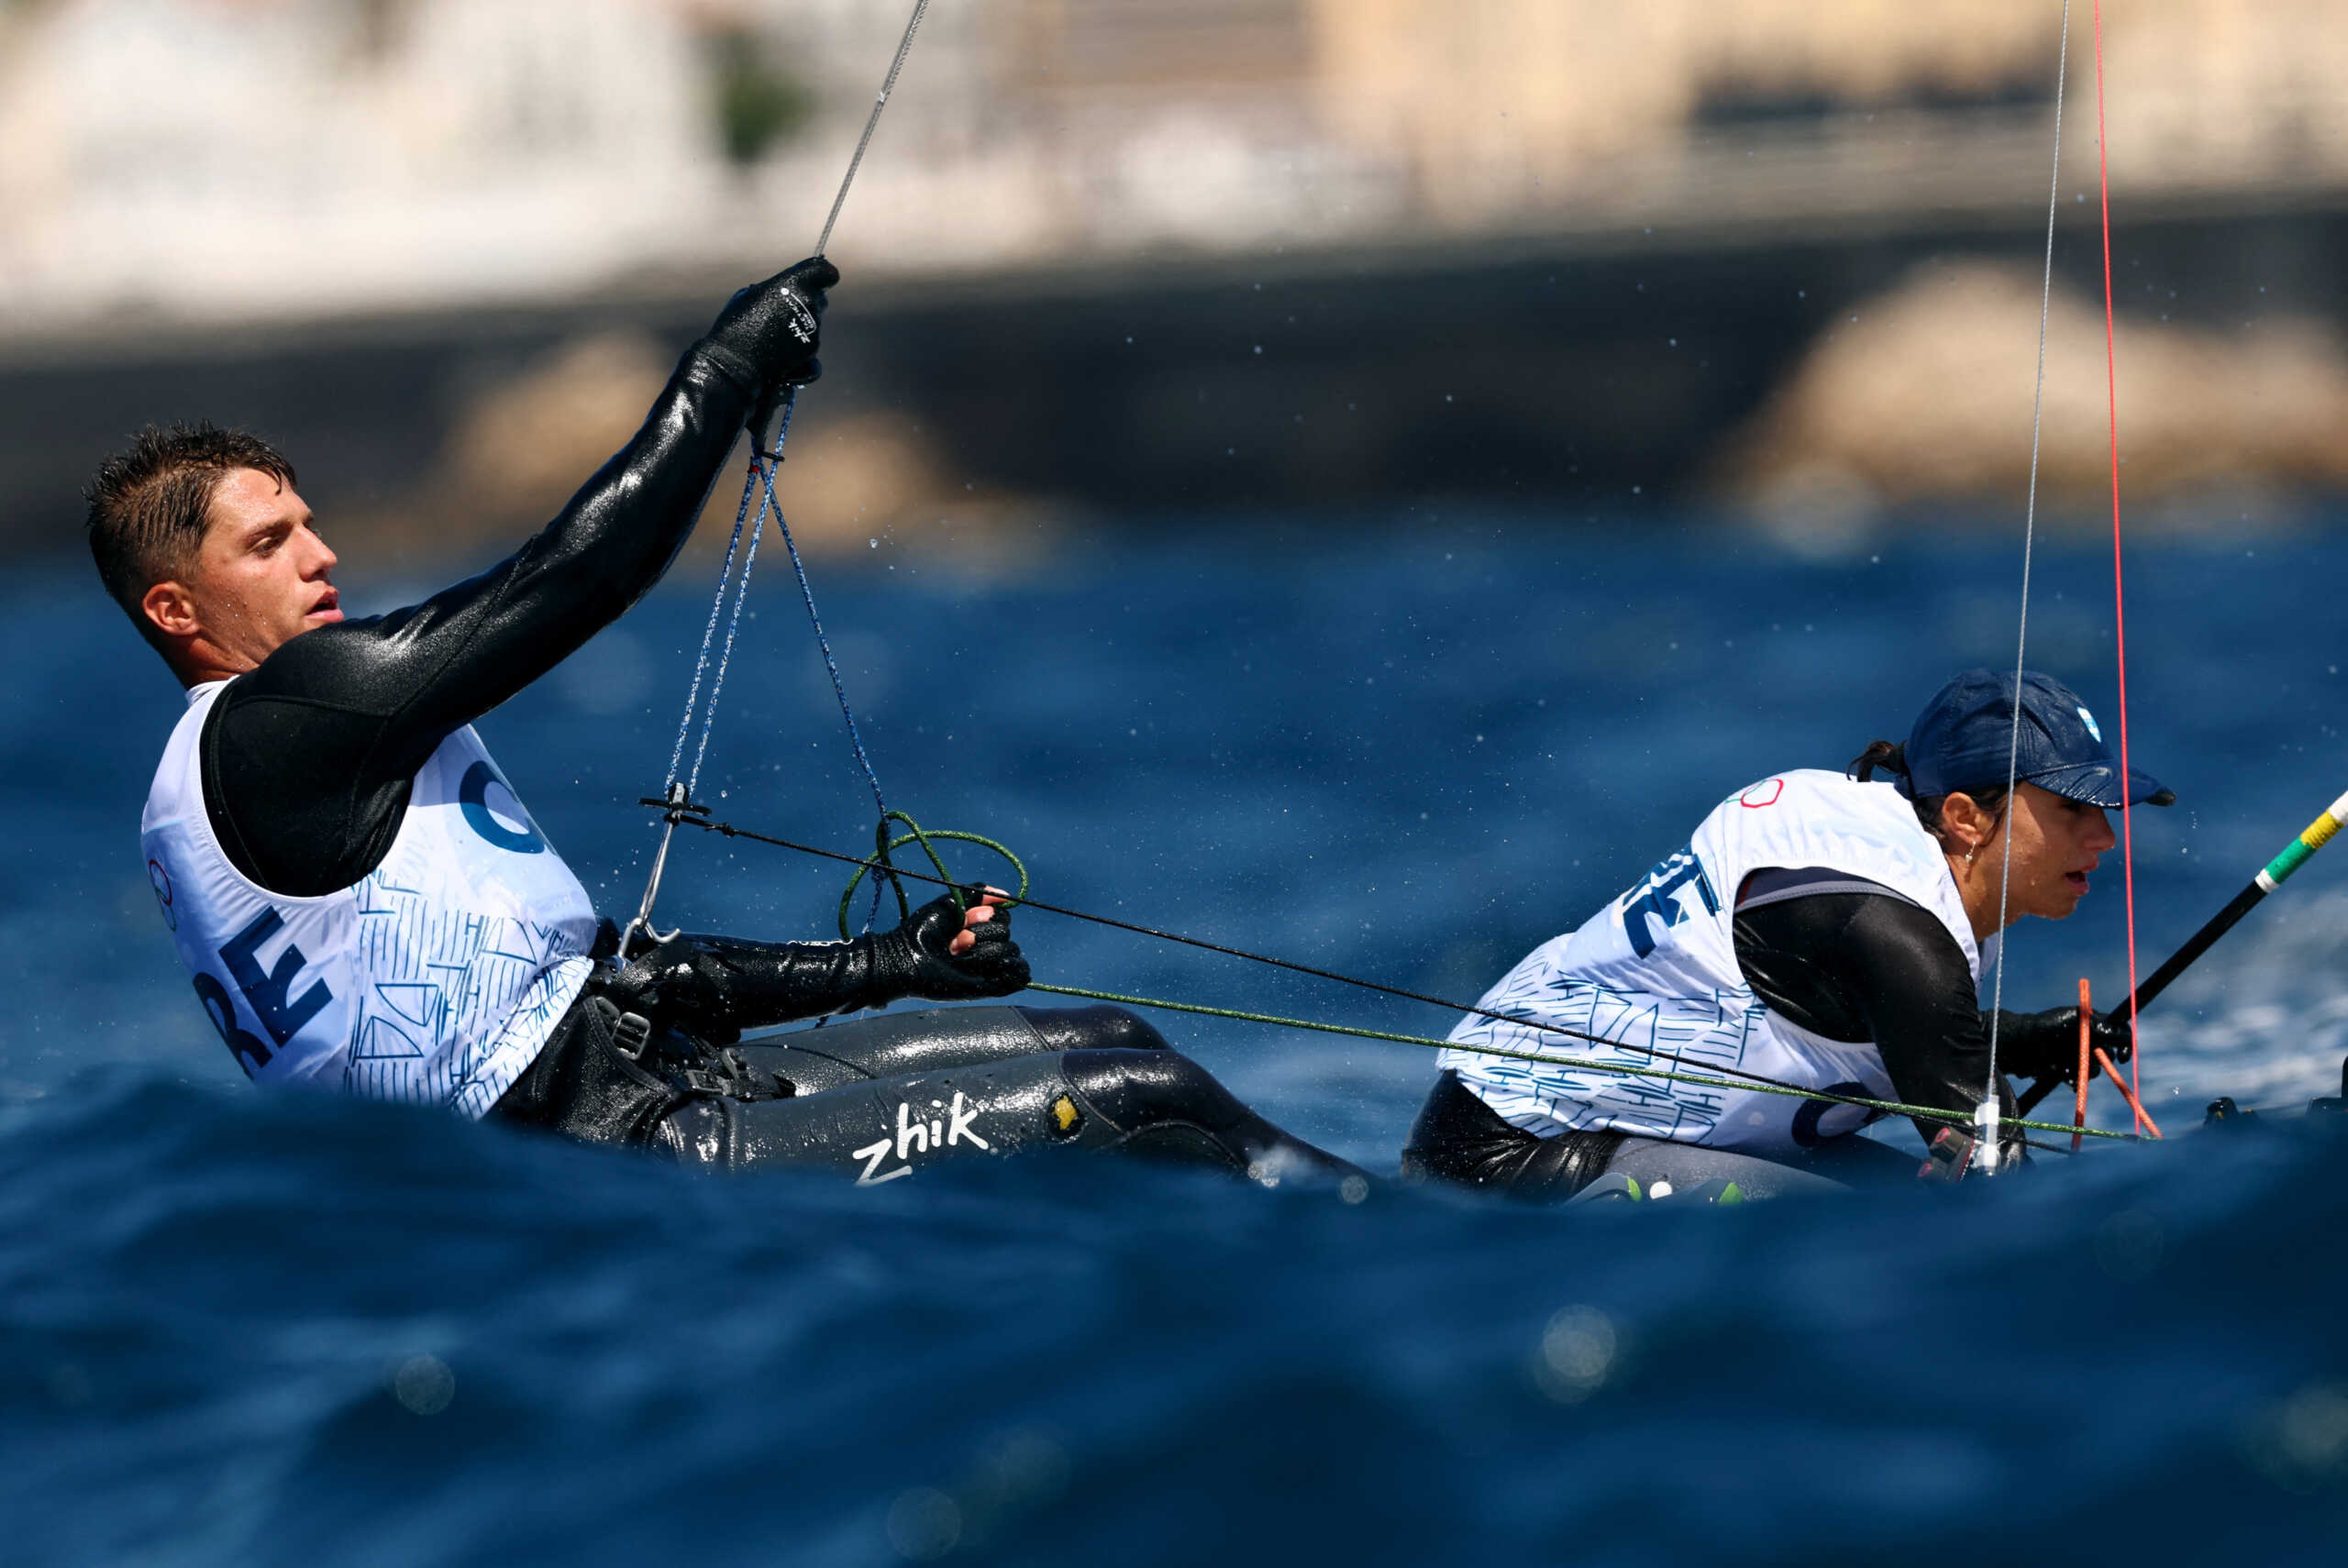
<box><xmin>1903</xmin><ymin>668</ymin><xmax>2174</xmax><ymax>809</ymax></box>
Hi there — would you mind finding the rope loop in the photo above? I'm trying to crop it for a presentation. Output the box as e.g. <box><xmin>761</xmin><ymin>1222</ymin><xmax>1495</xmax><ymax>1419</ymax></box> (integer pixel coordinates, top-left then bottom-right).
<box><xmin>834</xmin><ymin>810</ymin><xmax>1031</xmax><ymax>939</ymax></box>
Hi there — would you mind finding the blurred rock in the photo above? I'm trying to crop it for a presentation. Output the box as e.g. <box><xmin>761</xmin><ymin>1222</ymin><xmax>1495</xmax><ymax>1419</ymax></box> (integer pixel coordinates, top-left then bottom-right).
<box><xmin>1722</xmin><ymin>260</ymin><xmax>2348</xmax><ymax>531</ymax></box>
<box><xmin>411</xmin><ymin>330</ymin><xmax>1039</xmax><ymax>564</ymax></box>
<box><xmin>766</xmin><ymin>409</ymin><xmax>1059</xmax><ymax>576</ymax></box>
<box><xmin>442</xmin><ymin>331</ymin><xmax>676</xmax><ymax>525</ymax></box>
<box><xmin>766</xmin><ymin>409</ymin><xmax>949</xmax><ymax>554</ymax></box>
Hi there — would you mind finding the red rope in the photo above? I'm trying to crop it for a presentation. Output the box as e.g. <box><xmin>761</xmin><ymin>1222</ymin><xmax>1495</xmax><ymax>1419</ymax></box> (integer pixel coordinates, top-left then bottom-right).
<box><xmin>2092</xmin><ymin>1</ymin><xmax>2144</xmax><ymax>1132</ymax></box>
<box><xmin>2074</xmin><ymin>977</ymin><xmax>2091</xmax><ymax>1153</ymax></box>
<box><xmin>2096</xmin><ymin>1045</ymin><xmax>2163</xmax><ymax>1139</ymax></box>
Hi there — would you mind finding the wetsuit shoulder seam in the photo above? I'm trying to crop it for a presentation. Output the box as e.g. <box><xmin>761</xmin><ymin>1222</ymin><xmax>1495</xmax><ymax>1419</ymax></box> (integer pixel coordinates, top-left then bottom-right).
<box><xmin>214</xmin><ymin>686</ymin><xmax>393</xmax><ymax>720</ymax></box>
<box><xmin>207</xmin><ymin>681</ymin><xmax>417</xmax><ymax>895</ymax></box>
<box><xmin>198</xmin><ymin>691</ymin><xmax>272</xmax><ymax>889</ymax></box>
<box><xmin>1739</xmin><ymin>877</ymin><xmax>1920</xmax><ymax>915</ymax></box>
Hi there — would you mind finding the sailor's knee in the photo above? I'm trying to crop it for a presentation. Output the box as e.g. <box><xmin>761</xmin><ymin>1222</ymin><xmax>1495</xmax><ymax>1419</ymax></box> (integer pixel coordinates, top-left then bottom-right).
<box><xmin>1015</xmin><ymin>1003</ymin><xmax>1169</xmax><ymax>1055</ymax></box>
<box><xmin>1053</xmin><ymin>1047</ymin><xmax>1359</xmax><ymax>1183</ymax></box>
<box><xmin>1058</xmin><ymin>1044</ymin><xmax>1239</xmax><ymax>1130</ymax></box>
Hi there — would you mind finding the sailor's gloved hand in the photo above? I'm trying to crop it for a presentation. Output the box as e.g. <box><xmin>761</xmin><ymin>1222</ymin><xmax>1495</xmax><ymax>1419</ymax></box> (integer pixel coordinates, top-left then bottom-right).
<box><xmin>594</xmin><ymin>892</ymin><xmax>1027</xmax><ymax>1038</ymax></box>
<box><xmin>701</xmin><ymin>256</ymin><xmax>838</xmax><ymax>399</ymax></box>
<box><xmin>869</xmin><ymin>890</ymin><xmax>1031</xmax><ymax>1002</ymax></box>
<box><xmin>1993</xmin><ymin>1006</ymin><xmax>2134</xmax><ymax>1083</ymax></box>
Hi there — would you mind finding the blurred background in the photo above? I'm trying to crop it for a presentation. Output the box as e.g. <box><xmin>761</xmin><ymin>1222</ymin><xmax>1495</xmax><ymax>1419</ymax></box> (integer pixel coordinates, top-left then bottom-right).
<box><xmin>4</xmin><ymin>0</ymin><xmax>2348</xmax><ymax>565</ymax></box>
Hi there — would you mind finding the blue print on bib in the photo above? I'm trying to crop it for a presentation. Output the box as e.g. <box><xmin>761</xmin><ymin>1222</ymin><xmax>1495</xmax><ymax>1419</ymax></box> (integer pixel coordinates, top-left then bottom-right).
<box><xmin>460</xmin><ymin>760</ymin><xmax>546</xmax><ymax>855</ymax></box>
<box><xmin>221</xmin><ymin>909</ymin><xmax>333</xmax><ymax>1046</ymax></box>
<box><xmin>1621</xmin><ymin>845</ymin><xmax>1721</xmax><ymax>958</ymax></box>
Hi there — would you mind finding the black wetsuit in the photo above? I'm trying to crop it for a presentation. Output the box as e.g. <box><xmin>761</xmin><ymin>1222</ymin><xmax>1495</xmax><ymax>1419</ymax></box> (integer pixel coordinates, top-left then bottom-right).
<box><xmin>203</xmin><ymin>331</ymin><xmax>1357</xmax><ymax>1187</ymax></box>
<box><xmin>1403</xmin><ymin>867</ymin><xmax>2052</xmax><ymax>1199</ymax></box>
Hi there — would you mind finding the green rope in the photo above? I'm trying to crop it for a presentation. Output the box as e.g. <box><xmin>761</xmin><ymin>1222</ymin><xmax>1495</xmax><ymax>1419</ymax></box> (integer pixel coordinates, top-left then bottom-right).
<box><xmin>828</xmin><ymin>819</ymin><xmax>2136</xmax><ymax>1145</ymax></box>
<box><xmin>836</xmin><ymin>811</ymin><xmax>1029</xmax><ymax>939</ymax></box>
<box><xmin>1026</xmin><ymin>981</ymin><xmax>2136</xmax><ymax>1143</ymax></box>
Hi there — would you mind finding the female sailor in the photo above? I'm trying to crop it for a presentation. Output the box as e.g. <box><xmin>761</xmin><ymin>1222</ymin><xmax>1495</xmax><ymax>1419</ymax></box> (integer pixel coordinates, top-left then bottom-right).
<box><xmin>1402</xmin><ymin>668</ymin><xmax>2171</xmax><ymax>1199</ymax></box>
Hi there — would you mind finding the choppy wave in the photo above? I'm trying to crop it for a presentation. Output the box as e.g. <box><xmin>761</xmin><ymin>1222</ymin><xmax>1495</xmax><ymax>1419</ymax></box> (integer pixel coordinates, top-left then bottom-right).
<box><xmin>4</xmin><ymin>1073</ymin><xmax>2347</xmax><ymax>1566</ymax></box>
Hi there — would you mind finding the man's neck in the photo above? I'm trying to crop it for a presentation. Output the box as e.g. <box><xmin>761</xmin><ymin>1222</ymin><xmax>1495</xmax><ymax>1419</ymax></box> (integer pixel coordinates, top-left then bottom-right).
<box><xmin>173</xmin><ymin>639</ymin><xmax>261</xmax><ymax>690</ymax></box>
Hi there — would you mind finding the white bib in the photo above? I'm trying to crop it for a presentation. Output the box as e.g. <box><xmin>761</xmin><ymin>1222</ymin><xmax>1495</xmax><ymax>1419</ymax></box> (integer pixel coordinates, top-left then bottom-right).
<box><xmin>140</xmin><ymin>680</ymin><xmax>596</xmax><ymax>1119</ymax></box>
<box><xmin>1440</xmin><ymin>770</ymin><xmax>1994</xmax><ymax>1156</ymax></box>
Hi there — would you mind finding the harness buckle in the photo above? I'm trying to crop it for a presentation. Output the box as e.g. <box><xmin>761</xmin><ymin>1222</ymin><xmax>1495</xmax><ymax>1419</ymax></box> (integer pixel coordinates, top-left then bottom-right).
<box><xmin>611</xmin><ymin>1010</ymin><xmax>654</xmax><ymax>1061</ymax></box>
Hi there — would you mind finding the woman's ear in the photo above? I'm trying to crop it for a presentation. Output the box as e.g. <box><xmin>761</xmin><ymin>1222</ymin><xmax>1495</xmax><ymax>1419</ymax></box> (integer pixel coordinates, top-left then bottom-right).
<box><xmin>1939</xmin><ymin>790</ymin><xmax>1995</xmax><ymax>856</ymax></box>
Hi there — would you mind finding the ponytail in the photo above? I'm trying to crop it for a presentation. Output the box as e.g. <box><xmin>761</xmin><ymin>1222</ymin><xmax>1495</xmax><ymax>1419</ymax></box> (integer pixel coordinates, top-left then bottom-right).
<box><xmin>1851</xmin><ymin>737</ymin><xmax>2010</xmax><ymax>848</ymax></box>
<box><xmin>1848</xmin><ymin>739</ymin><xmax>1909</xmax><ymax>784</ymax></box>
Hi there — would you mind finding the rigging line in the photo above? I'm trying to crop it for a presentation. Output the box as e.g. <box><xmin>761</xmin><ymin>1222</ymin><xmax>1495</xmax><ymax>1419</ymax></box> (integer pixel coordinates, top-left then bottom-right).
<box><xmin>627</xmin><ymin>400</ymin><xmax>790</xmax><ymax>946</ymax></box>
<box><xmin>628</xmin><ymin>447</ymin><xmax>774</xmax><ymax>947</ymax></box>
<box><xmin>1023</xmin><ymin>981</ymin><xmax>2127</xmax><ymax>1150</ymax></box>
<box><xmin>757</xmin><ymin>423</ymin><xmax>889</xmax><ymax>823</ymax></box>
<box><xmin>668</xmin><ymin>806</ymin><xmax>2077</xmax><ymax>1119</ymax></box>
<box><xmin>662</xmin><ymin>458</ymin><xmax>763</xmax><ymax>792</ymax></box>
<box><xmin>684</xmin><ymin>401</ymin><xmax>790</xmax><ymax>796</ymax></box>
<box><xmin>815</xmin><ymin>0</ymin><xmax>933</xmax><ymax>258</ymax></box>
<box><xmin>751</xmin><ymin>405</ymin><xmax>895</xmax><ymax>932</ymax></box>
<box><xmin>2093</xmin><ymin>0</ymin><xmax>2146</xmax><ymax>1132</ymax></box>
<box><xmin>629</xmin><ymin>0</ymin><xmax>936</xmax><ymax>943</ymax></box>
<box><xmin>1984</xmin><ymin>0</ymin><xmax>2074</xmax><ymax>1140</ymax></box>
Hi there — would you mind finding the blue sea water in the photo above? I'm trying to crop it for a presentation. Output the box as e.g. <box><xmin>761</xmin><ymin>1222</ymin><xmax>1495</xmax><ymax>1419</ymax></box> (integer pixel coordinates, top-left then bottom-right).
<box><xmin>6</xmin><ymin>517</ymin><xmax>2348</xmax><ymax>1563</ymax></box>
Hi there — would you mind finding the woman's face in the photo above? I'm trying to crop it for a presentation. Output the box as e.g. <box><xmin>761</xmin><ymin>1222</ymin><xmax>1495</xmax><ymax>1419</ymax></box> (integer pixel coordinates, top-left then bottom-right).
<box><xmin>1950</xmin><ymin>780</ymin><xmax>2121</xmax><ymax>924</ymax></box>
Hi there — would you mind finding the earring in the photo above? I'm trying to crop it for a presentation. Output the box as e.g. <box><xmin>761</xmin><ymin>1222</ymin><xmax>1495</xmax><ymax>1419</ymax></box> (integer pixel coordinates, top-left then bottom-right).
<box><xmin>1966</xmin><ymin>848</ymin><xmax>1976</xmax><ymax>866</ymax></box>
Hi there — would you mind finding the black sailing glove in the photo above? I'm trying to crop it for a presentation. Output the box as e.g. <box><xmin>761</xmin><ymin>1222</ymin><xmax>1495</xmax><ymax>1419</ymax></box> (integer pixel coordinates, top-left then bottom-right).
<box><xmin>870</xmin><ymin>892</ymin><xmax>1032</xmax><ymax>1003</ymax></box>
<box><xmin>700</xmin><ymin>256</ymin><xmax>838</xmax><ymax>403</ymax></box>
<box><xmin>604</xmin><ymin>892</ymin><xmax>1028</xmax><ymax>1042</ymax></box>
<box><xmin>1990</xmin><ymin>1006</ymin><xmax>2135</xmax><ymax>1083</ymax></box>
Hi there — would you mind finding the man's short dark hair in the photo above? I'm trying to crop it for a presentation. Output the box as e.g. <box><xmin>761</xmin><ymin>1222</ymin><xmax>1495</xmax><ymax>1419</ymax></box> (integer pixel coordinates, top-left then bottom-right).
<box><xmin>85</xmin><ymin>423</ymin><xmax>297</xmax><ymax>656</ymax></box>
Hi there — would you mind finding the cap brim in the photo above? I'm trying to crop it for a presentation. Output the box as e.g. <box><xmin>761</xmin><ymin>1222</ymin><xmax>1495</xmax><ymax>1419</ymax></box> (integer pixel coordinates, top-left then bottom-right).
<box><xmin>2027</xmin><ymin>760</ymin><xmax>2175</xmax><ymax>808</ymax></box>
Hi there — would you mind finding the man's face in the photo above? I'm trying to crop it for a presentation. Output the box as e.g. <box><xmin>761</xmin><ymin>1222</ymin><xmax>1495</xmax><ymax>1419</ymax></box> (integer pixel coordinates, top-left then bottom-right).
<box><xmin>155</xmin><ymin>467</ymin><xmax>340</xmax><ymax>673</ymax></box>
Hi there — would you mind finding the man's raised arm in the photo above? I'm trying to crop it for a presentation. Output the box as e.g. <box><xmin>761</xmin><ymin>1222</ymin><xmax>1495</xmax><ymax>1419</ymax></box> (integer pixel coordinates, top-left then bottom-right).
<box><xmin>204</xmin><ymin>259</ymin><xmax>836</xmax><ymax>896</ymax></box>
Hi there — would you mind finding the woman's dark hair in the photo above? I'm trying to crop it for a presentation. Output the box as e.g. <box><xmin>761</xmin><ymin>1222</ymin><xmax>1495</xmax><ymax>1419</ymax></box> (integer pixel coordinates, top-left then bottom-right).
<box><xmin>1848</xmin><ymin>740</ymin><xmax>2010</xmax><ymax>847</ymax></box>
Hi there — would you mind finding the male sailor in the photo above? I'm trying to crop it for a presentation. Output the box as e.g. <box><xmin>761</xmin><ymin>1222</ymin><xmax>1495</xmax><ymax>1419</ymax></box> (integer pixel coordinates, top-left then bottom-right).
<box><xmin>1403</xmin><ymin>669</ymin><xmax>2166</xmax><ymax>1198</ymax></box>
<box><xmin>100</xmin><ymin>259</ymin><xmax>1354</xmax><ymax>1184</ymax></box>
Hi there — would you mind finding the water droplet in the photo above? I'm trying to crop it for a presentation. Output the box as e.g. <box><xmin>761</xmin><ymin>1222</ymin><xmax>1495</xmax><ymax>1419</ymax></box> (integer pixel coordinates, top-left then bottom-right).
<box><xmin>392</xmin><ymin>1355</ymin><xmax>455</xmax><ymax>1416</ymax></box>
<box><xmin>1534</xmin><ymin>1306</ymin><xmax>1619</xmax><ymax>1403</ymax></box>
